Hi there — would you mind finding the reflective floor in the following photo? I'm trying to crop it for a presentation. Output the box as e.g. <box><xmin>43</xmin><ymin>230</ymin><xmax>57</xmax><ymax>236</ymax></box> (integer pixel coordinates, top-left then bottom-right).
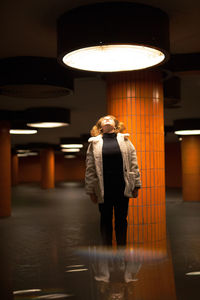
<box><xmin>0</xmin><ymin>183</ymin><xmax>200</xmax><ymax>299</ymax></box>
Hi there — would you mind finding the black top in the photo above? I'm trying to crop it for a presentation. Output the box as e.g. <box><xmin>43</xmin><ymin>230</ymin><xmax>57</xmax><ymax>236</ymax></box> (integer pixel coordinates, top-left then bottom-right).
<box><xmin>102</xmin><ymin>132</ymin><xmax>125</xmax><ymax>195</ymax></box>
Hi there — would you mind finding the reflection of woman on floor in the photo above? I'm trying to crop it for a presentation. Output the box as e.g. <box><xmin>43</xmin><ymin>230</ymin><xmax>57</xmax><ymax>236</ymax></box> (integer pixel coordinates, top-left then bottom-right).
<box><xmin>85</xmin><ymin>115</ymin><xmax>141</xmax><ymax>246</ymax></box>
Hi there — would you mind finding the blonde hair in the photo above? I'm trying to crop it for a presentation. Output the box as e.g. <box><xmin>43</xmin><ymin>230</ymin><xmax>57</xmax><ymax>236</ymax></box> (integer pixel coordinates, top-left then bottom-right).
<box><xmin>90</xmin><ymin>115</ymin><xmax>125</xmax><ymax>137</ymax></box>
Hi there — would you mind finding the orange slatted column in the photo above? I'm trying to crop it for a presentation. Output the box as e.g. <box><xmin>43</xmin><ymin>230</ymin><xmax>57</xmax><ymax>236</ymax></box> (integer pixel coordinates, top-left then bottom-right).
<box><xmin>0</xmin><ymin>121</ymin><xmax>11</xmax><ymax>217</ymax></box>
<box><xmin>181</xmin><ymin>136</ymin><xmax>200</xmax><ymax>201</ymax></box>
<box><xmin>11</xmin><ymin>153</ymin><xmax>19</xmax><ymax>186</ymax></box>
<box><xmin>107</xmin><ymin>70</ymin><xmax>166</xmax><ymax>243</ymax></box>
<box><xmin>40</xmin><ymin>148</ymin><xmax>55</xmax><ymax>189</ymax></box>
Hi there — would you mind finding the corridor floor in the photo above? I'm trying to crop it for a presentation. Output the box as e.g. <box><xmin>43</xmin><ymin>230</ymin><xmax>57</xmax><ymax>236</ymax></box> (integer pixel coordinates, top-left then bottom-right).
<box><xmin>0</xmin><ymin>183</ymin><xmax>200</xmax><ymax>300</ymax></box>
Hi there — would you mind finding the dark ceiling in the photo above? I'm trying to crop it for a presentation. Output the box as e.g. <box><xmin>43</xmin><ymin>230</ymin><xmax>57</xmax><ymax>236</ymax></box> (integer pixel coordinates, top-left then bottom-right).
<box><xmin>0</xmin><ymin>0</ymin><xmax>200</xmax><ymax>148</ymax></box>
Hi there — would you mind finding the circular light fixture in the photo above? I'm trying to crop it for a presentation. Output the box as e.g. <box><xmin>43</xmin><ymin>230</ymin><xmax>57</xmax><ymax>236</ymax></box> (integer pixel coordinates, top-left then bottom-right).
<box><xmin>27</xmin><ymin>122</ymin><xmax>68</xmax><ymax>128</ymax></box>
<box><xmin>10</xmin><ymin>120</ymin><xmax>38</xmax><ymax>135</ymax></box>
<box><xmin>25</xmin><ymin>107</ymin><xmax>70</xmax><ymax>128</ymax></box>
<box><xmin>61</xmin><ymin>148</ymin><xmax>80</xmax><ymax>153</ymax></box>
<box><xmin>175</xmin><ymin>130</ymin><xmax>200</xmax><ymax>136</ymax></box>
<box><xmin>10</xmin><ymin>129</ymin><xmax>37</xmax><ymax>134</ymax></box>
<box><xmin>17</xmin><ymin>149</ymin><xmax>31</xmax><ymax>153</ymax></box>
<box><xmin>57</xmin><ymin>2</ymin><xmax>169</xmax><ymax>72</ymax></box>
<box><xmin>63</xmin><ymin>45</ymin><xmax>165</xmax><ymax>72</ymax></box>
<box><xmin>0</xmin><ymin>57</ymin><xmax>73</xmax><ymax>98</ymax></box>
<box><xmin>27</xmin><ymin>152</ymin><xmax>38</xmax><ymax>156</ymax></box>
<box><xmin>60</xmin><ymin>137</ymin><xmax>83</xmax><ymax>148</ymax></box>
<box><xmin>174</xmin><ymin>119</ymin><xmax>200</xmax><ymax>136</ymax></box>
<box><xmin>17</xmin><ymin>153</ymin><xmax>28</xmax><ymax>157</ymax></box>
<box><xmin>186</xmin><ymin>271</ymin><xmax>200</xmax><ymax>276</ymax></box>
<box><xmin>64</xmin><ymin>155</ymin><xmax>76</xmax><ymax>159</ymax></box>
<box><xmin>61</xmin><ymin>144</ymin><xmax>83</xmax><ymax>148</ymax></box>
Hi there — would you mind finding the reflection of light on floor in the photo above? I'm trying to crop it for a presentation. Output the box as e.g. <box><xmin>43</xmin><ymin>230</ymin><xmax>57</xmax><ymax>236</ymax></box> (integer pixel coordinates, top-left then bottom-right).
<box><xmin>66</xmin><ymin>264</ymin><xmax>85</xmax><ymax>268</ymax></box>
<box><xmin>13</xmin><ymin>289</ymin><xmax>73</xmax><ymax>299</ymax></box>
<box><xmin>35</xmin><ymin>294</ymin><xmax>72</xmax><ymax>299</ymax></box>
<box><xmin>77</xmin><ymin>246</ymin><xmax>167</xmax><ymax>262</ymax></box>
<box><xmin>65</xmin><ymin>264</ymin><xmax>88</xmax><ymax>273</ymax></box>
<box><xmin>186</xmin><ymin>271</ymin><xmax>200</xmax><ymax>275</ymax></box>
<box><xmin>59</xmin><ymin>182</ymin><xmax>83</xmax><ymax>187</ymax></box>
<box><xmin>65</xmin><ymin>268</ymin><xmax>88</xmax><ymax>273</ymax></box>
<box><xmin>13</xmin><ymin>289</ymin><xmax>42</xmax><ymax>294</ymax></box>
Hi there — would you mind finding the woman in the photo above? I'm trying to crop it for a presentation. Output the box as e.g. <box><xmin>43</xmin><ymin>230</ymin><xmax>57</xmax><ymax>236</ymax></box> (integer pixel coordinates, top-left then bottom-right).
<box><xmin>85</xmin><ymin>115</ymin><xmax>141</xmax><ymax>246</ymax></box>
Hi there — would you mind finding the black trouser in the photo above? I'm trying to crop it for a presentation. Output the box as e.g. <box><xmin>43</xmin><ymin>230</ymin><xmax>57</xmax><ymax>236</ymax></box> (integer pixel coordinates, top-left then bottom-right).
<box><xmin>99</xmin><ymin>194</ymin><xmax>129</xmax><ymax>246</ymax></box>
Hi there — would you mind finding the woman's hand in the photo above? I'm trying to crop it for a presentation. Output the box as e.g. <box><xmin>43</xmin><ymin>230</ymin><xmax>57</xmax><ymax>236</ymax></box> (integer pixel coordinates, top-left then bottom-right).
<box><xmin>132</xmin><ymin>187</ymin><xmax>139</xmax><ymax>198</ymax></box>
<box><xmin>90</xmin><ymin>193</ymin><xmax>98</xmax><ymax>204</ymax></box>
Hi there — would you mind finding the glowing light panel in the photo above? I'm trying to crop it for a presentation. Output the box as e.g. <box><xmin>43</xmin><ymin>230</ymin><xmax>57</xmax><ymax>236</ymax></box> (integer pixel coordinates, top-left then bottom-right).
<box><xmin>10</xmin><ymin>129</ymin><xmax>37</xmax><ymax>135</ymax></box>
<box><xmin>63</xmin><ymin>45</ymin><xmax>165</xmax><ymax>72</ymax></box>
<box><xmin>27</xmin><ymin>122</ymin><xmax>69</xmax><ymax>128</ymax></box>
<box><xmin>174</xmin><ymin>130</ymin><xmax>200</xmax><ymax>135</ymax></box>
<box><xmin>61</xmin><ymin>148</ymin><xmax>80</xmax><ymax>152</ymax></box>
<box><xmin>64</xmin><ymin>155</ymin><xmax>76</xmax><ymax>159</ymax></box>
<box><xmin>61</xmin><ymin>144</ymin><xmax>83</xmax><ymax>148</ymax></box>
<box><xmin>186</xmin><ymin>271</ymin><xmax>200</xmax><ymax>276</ymax></box>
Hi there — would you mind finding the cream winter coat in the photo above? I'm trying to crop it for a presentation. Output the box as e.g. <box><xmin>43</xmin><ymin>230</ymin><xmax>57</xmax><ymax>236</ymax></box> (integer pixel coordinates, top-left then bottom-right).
<box><xmin>85</xmin><ymin>133</ymin><xmax>141</xmax><ymax>203</ymax></box>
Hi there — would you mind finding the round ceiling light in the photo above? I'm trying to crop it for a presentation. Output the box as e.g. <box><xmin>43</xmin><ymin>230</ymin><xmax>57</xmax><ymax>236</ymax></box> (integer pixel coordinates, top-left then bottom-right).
<box><xmin>63</xmin><ymin>45</ymin><xmax>165</xmax><ymax>72</ymax></box>
<box><xmin>25</xmin><ymin>107</ymin><xmax>70</xmax><ymax>128</ymax></box>
<box><xmin>17</xmin><ymin>149</ymin><xmax>31</xmax><ymax>153</ymax></box>
<box><xmin>61</xmin><ymin>148</ymin><xmax>80</xmax><ymax>153</ymax></box>
<box><xmin>174</xmin><ymin>119</ymin><xmax>200</xmax><ymax>136</ymax></box>
<box><xmin>10</xmin><ymin>129</ymin><xmax>37</xmax><ymax>135</ymax></box>
<box><xmin>17</xmin><ymin>153</ymin><xmax>29</xmax><ymax>157</ymax></box>
<box><xmin>10</xmin><ymin>120</ymin><xmax>38</xmax><ymax>135</ymax></box>
<box><xmin>60</xmin><ymin>137</ymin><xmax>83</xmax><ymax>149</ymax></box>
<box><xmin>27</xmin><ymin>122</ymin><xmax>68</xmax><ymax>128</ymax></box>
<box><xmin>61</xmin><ymin>144</ymin><xmax>83</xmax><ymax>148</ymax></box>
<box><xmin>175</xmin><ymin>130</ymin><xmax>200</xmax><ymax>135</ymax></box>
<box><xmin>57</xmin><ymin>2</ymin><xmax>169</xmax><ymax>72</ymax></box>
<box><xmin>64</xmin><ymin>155</ymin><xmax>76</xmax><ymax>159</ymax></box>
<box><xmin>0</xmin><ymin>57</ymin><xmax>73</xmax><ymax>98</ymax></box>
